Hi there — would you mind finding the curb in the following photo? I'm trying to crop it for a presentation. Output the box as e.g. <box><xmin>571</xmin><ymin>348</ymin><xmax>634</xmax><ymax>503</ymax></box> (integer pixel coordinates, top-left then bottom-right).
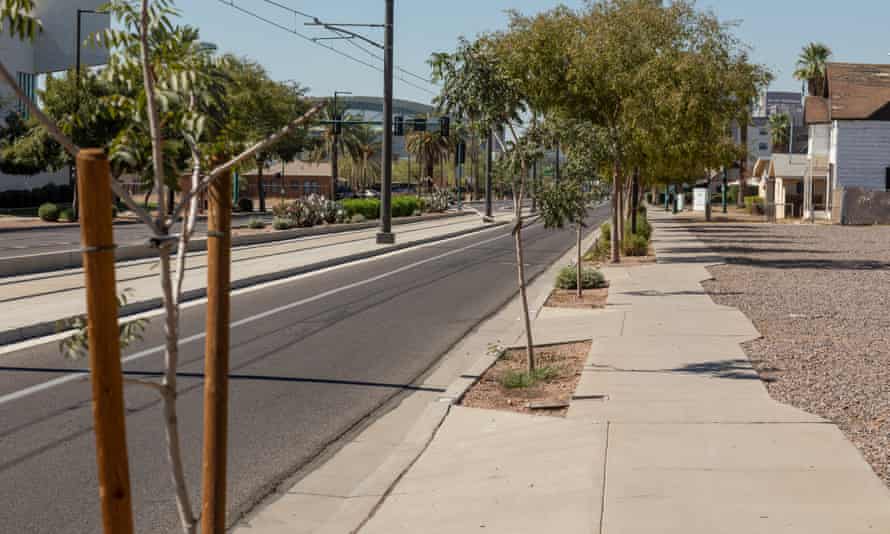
<box><xmin>0</xmin><ymin>218</ymin><xmax>508</xmax><ymax>347</ymax></box>
<box><xmin>0</xmin><ymin>212</ymin><xmax>471</xmax><ymax>277</ymax></box>
<box><xmin>309</xmin><ymin>211</ymin><xmax>605</xmax><ymax>534</ymax></box>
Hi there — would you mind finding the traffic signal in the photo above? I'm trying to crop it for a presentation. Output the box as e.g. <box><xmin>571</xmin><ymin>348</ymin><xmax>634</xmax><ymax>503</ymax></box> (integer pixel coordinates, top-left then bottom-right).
<box><xmin>333</xmin><ymin>113</ymin><xmax>342</xmax><ymax>135</ymax></box>
<box><xmin>394</xmin><ymin>115</ymin><xmax>404</xmax><ymax>136</ymax></box>
<box><xmin>439</xmin><ymin>116</ymin><xmax>450</xmax><ymax>138</ymax></box>
<box><xmin>413</xmin><ymin>116</ymin><xmax>426</xmax><ymax>132</ymax></box>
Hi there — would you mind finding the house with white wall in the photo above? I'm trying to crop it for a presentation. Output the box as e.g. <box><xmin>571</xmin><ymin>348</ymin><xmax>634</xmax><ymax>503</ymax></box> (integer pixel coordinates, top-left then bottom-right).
<box><xmin>803</xmin><ymin>62</ymin><xmax>890</xmax><ymax>222</ymax></box>
<box><xmin>0</xmin><ymin>1</ymin><xmax>108</xmax><ymax>192</ymax></box>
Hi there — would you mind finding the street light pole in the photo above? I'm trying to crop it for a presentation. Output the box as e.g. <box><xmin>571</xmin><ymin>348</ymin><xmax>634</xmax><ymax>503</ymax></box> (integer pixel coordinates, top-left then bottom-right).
<box><xmin>376</xmin><ymin>0</ymin><xmax>395</xmax><ymax>244</ymax></box>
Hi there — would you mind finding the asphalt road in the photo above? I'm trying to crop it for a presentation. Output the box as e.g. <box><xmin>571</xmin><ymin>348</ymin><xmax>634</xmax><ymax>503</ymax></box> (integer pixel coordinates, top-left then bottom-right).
<box><xmin>0</xmin><ymin>203</ymin><xmax>609</xmax><ymax>533</ymax></box>
<box><xmin>0</xmin><ymin>214</ymin><xmax>271</xmax><ymax>259</ymax></box>
<box><xmin>0</xmin><ymin>201</ymin><xmax>519</xmax><ymax>259</ymax></box>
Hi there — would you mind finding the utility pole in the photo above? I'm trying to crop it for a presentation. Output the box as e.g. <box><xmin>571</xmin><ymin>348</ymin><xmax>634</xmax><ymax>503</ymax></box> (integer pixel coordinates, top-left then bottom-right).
<box><xmin>77</xmin><ymin>149</ymin><xmax>135</xmax><ymax>534</ymax></box>
<box><xmin>202</xmin><ymin>165</ymin><xmax>232</xmax><ymax>534</ymax></box>
<box><xmin>485</xmin><ymin>129</ymin><xmax>493</xmax><ymax>220</ymax></box>
<box><xmin>377</xmin><ymin>0</ymin><xmax>395</xmax><ymax>244</ymax></box>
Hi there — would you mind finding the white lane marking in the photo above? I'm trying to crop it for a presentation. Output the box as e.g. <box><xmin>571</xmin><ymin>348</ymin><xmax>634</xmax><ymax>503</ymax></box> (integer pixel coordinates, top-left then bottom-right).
<box><xmin>0</xmin><ymin>226</ymin><xmax>514</xmax><ymax>406</ymax></box>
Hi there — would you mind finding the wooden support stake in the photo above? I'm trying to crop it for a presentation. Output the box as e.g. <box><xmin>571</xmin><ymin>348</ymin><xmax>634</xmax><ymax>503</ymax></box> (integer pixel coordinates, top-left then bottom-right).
<box><xmin>77</xmin><ymin>149</ymin><xmax>135</xmax><ymax>534</ymax></box>
<box><xmin>201</xmin><ymin>167</ymin><xmax>232</xmax><ymax>534</ymax></box>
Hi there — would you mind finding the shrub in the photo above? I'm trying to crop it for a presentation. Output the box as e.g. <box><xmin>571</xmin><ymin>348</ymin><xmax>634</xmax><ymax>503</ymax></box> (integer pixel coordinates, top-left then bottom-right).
<box><xmin>423</xmin><ymin>189</ymin><xmax>450</xmax><ymax>213</ymax></box>
<box><xmin>341</xmin><ymin>198</ymin><xmax>380</xmax><ymax>219</ymax></box>
<box><xmin>743</xmin><ymin>195</ymin><xmax>763</xmax><ymax>214</ymax></box>
<box><xmin>237</xmin><ymin>197</ymin><xmax>253</xmax><ymax>212</ymax></box>
<box><xmin>555</xmin><ymin>264</ymin><xmax>608</xmax><ymax>290</ymax></box>
<box><xmin>247</xmin><ymin>217</ymin><xmax>265</xmax><ymax>229</ymax></box>
<box><xmin>38</xmin><ymin>202</ymin><xmax>60</xmax><ymax>222</ymax></box>
<box><xmin>58</xmin><ymin>208</ymin><xmax>75</xmax><ymax>222</ymax></box>
<box><xmin>392</xmin><ymin>196</ymin><xmax>419</xmax><ymax>218</ymax></box>
<box><xmin>111</xmin><ymin>204</ymin><xmax>119</xmax><ymax>219</ymax></box>
<box><xmin>350</xmin><ymin>213</ymin><xmax>366</xmax><ymax>224</ymax></box>
<box><xmin>622</xmin><ymin>233</ymin><xmax>649</xmax><ymax>256</ymax></box>
<box><xmin>634</xmin><ymin>214</ymin><xmax>652</xmax><ymax>240</ymax></box>
<box><xmin>272</xmin><ymin>217</ymin><xmax>292</xmax><ymax>230</ymax></box>
<box><xmin>501</xmin><ymin>367</ymin><xmax>560</xmax><ymax>389</ymax></box>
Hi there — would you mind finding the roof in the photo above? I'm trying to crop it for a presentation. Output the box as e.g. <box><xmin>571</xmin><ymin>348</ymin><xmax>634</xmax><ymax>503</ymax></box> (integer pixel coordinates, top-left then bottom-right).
<box><xmin>242</xmin><ymin>160</ymin><xmax>332</xmax><ymax>178</ymax></box>
<box><xmin>768</xmin><ymin>154</ymin><xmax>808</xmax><ymax>179</ymax></box>
<box><xmin>804</xmin><ymin>96</ymin><xmax>830</xmax><ymax>124</ymax></box>
<box><xmin>825</xmin><ymin>62</ymin><xmax>890</xmax><ymax>120</ymax></box>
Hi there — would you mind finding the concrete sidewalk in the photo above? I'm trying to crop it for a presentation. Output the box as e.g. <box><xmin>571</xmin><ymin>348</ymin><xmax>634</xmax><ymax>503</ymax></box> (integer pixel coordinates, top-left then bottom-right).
<box><xmin>355</xmin><ymin>209</ymin><xmax>890</xmax><ymax>533</ymax></box>
<box><xmin>0</xmin><ymin>214</ymin><xmax>506</xmax><ymax>345</ymax></box>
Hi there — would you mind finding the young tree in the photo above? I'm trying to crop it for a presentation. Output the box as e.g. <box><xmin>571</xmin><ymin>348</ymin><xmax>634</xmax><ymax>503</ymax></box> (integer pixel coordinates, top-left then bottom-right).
<box><xmin>1</xmin><ymin>2</ymin><xmax>324</xmax><ymax>532</ymax></box>
<box><xmin>430</xmin><ymin>35</ymin><xmax>540</xmax><ymax>372</ymax></box>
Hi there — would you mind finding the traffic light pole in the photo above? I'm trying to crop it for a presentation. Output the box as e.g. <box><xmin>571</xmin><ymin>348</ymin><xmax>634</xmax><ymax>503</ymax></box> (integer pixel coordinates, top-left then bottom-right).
<box><xmin>376</xmin><ymin>0</ymin><xmax>395</xmax><ymax>244</ymax></box>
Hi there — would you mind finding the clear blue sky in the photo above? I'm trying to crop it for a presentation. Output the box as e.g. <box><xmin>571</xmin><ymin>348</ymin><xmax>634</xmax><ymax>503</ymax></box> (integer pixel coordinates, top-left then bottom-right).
<box><xmin>175</xmin><ymin>0</ymin><xmax>890</xmax><ymax>105</ymax></box>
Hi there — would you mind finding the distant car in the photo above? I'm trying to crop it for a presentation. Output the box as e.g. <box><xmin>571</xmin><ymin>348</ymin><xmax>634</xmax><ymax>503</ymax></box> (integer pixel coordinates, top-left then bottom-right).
<box><xmin>363</xmin><ymin>189</ymin><xmax>380</xmax><ymax>198</ymax></box>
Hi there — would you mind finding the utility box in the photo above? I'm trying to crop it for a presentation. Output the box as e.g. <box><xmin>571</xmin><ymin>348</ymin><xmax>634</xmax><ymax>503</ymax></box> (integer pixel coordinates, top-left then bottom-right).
<box><xmin>693</xmin><ymin>187</ymin><xmax>708</xmax><ymax>212</ymax></box>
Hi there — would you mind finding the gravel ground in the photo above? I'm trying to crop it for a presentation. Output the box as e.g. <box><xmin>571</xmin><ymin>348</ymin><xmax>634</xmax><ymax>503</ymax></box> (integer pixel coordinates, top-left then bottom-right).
<box><xmin>682</xmin><ymin>219</ymin><xmax>890</xmax><ymax>485</ymax></box>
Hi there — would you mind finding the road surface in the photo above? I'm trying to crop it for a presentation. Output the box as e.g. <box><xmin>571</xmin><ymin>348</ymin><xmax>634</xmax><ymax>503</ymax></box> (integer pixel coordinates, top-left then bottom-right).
<box><xmin>0</xmin><ymin>203</ymin><xmax>609</xmax><ymax>533</ymax></box>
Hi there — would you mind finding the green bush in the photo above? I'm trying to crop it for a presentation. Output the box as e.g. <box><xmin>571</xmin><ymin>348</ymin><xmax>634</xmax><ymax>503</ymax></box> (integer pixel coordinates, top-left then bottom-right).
<box><xmin>743</xmin><ymin>195</ymin><xmax>763</xmax><ymax>214</ymax></box>
<box><xmin>634</xmin><ymin>214</ymin><xmax>652</xmax><ymax>240</ymax></box>
<box><xmin>58</xmin><ymin>208</ymin><xmax>75</xmax><ymax>222</ymax></box>
<box><xmin>341</xmin><ymin>198</ymin><xmax>380</xmax><ymax>220</ymax></box>
<box><xmin>501</xmin><ymin>367</ymin><xmax>560</xmax><ymax>389</ymax></box>
<box><xmin>392</xmin><ymin>196</ymin><xmax>419</xmax><ymax>218</ymax></box>
<box><xmin>247</xmin><ymin>217</ymin><xmax>265</xmax><ymax>229</ymax></box>
<box><xmin>555</xmin><ymin>264</ymin><xmax>608</xmax><ymax>290</ymax></box>
<box><xmin>272</xmin><ymin>217</ymin><xmax>292</xmax><ymax>230</ymax></box>
<box><xmin>38</xmin><ymin>202</ymin><xmax>60</xmax><ymax>222</ymax></box>
<box><xmin>622</xmin><ymin>233</ymin><xmax>649</xmax><ymax>256</ymax></box>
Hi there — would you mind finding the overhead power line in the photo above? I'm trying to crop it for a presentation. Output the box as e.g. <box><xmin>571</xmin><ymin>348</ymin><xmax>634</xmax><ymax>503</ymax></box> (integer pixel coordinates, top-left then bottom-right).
<box><xmin>217</xmin><ymin>0</ymin><xmax>438</xmax><ymax>96</ymax></box>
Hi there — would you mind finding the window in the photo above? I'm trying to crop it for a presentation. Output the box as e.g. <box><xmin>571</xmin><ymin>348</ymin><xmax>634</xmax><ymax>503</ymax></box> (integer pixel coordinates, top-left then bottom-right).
<box><xmin>16</xmin><ymin>72</ymin><xmax>35</xmax><ymax>118</ymax></box>
<box><xmin>760</xmin><ymin>128</ymin><xmax>768</xmax><ymax>136</ymax></box>
<box><xmin>758</xmin><ymin>142</ymin><xmax>768</xmax><ymax>151</ymax></box>
<box><xmin>303</xmin><ymin>181</ymin><xmax>319</xmax><ymax>195</ymax></box>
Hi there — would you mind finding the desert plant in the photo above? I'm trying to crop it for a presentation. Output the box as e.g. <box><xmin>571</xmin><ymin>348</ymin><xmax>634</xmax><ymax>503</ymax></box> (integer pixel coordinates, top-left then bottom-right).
<box><xmin>555</xmin><ymin>264</ymin><xmax>607</xmax><ymax>290</ymax></box>
<box><xmin>37</xmin><ymin>202</ymin><xmax>60</xmax><ymax>222</ymax></box>
<box><xmin>744</xmin><ymin>195</ymin><xmax>763</xmax><ymax>214</ymax></box>
<box><xmin>349</xmin><ymin>213</ymin><xmax>366</xmax><ymax>224</ymax></box>
<box><xmin>501</xmin><ymin>366</ymin><xmax>560</xmax><ymax>389</ymax></box>
<box><xmin>423</xmin><ymin>188</ymin><xmax>450</xmax><ymax>212</ymax></box>
<box><xmin>622</xmin><ymin>233</ymin><xmax>649</xmax><ymax>256</ymax></box>
<box><xmin>272</xmin><ymin>217</ymin><xmax>292</xmax><ymax>230</ymax></box>
<box><xmin>247</xmin><ymin>217</ymin><xmax>265</xmax><ymax>229</ymax></box>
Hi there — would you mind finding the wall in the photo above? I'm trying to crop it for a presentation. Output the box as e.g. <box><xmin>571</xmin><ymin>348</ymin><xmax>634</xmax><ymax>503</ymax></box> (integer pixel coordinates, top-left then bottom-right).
<box><xmin>808</xmin><ymin>124</ymin><xmax>830</xmax><ymax>158</ymax></box>
<box><xmin>834</xmin><ymin>120</ymin><xmax>890</xmax><ymax>190</ymax></box>
<box><xmin>838</xmin><ymin>187</ymin><xmax>890</xmax><ymax>225</ymax></box>
<box><xmin>32</xmin><ymin>0</ymin><xmax>109</xmax><ymax>73</ymax></box>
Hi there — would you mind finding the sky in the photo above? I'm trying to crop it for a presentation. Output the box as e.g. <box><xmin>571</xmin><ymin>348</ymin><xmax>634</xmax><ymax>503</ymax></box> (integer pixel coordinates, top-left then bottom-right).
<box><xmin>174</xmin><ymin>0</ymin><xmax>890</xmax><ymax>106</ymax></box>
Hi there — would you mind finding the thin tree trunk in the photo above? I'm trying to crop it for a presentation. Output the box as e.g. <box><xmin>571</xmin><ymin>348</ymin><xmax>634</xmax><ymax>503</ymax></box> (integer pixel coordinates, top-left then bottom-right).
<box><xmin>611</xmin><ymin>161</ymin><xmax>621</xmax><ymax>263</ymax></box>
<box><xmin>158</xmin><ymin>246</ymin><xmax>198</xmax><ymax>534</ymax></box>
<box><xmin>576</xmin><ymin>223</ymin><xmax>583</xmax><ymax>298</ymax></box>
<box><xmin>738</xmin><ymin>114</ymin><xmax>748</xmax><ymax>208</ymax></box>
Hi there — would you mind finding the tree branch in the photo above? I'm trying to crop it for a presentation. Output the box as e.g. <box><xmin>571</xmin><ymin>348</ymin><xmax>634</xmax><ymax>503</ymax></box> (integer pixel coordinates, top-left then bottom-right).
<box><xmin>166</xmin><ymin>101</ymin><xmax>326</xmax><ymax>225</ymax></box>
<box><xmin>140</xmin><ymin>0</ymin><xmax>167</xmax><ymax>230</ymax></box>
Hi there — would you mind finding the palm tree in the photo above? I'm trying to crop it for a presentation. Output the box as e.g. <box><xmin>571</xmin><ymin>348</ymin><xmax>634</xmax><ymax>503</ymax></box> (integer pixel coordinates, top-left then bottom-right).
<box><xmin>345</xmin><ymin>125</ymin><xmax>380</xmax><ymax>189</ymax></box>
<box><xmin>769</xmin><ymin>113</ymin><xmax>790</xmax><ymax>152</ymax></box>
<box><xmin>406</xmin><ymin>130</ymin><xmax>448</xmax><ymax>193</ymax></box>
<box><xmin>793</xmin><ymin>42</ymin><xmax>832</xmax><ymax>97</ymax></box>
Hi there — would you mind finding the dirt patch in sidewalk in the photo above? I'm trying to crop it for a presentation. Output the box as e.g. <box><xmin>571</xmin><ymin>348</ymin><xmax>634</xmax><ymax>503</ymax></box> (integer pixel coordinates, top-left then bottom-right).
<box><xmin>545</xmin><ymin>288</ymin><xmax>608</xmax><ymax>309</ymax></box>
<box><xmin>461</xmin><ymin>341</ymin><xmax>591</xmax><ymax>417</ymax></box>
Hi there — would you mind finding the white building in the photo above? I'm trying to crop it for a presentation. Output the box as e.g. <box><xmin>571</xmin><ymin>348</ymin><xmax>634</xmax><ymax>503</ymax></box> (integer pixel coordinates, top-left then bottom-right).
<box><xmin>0</xmin><ymin>1</ymin><xmax>108</xmax><ymax>191</ymax></box>
<box><xmin>803</xmin><ymin>62</ymin><xmax>890</xmax><ymax>222</ymax></box>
